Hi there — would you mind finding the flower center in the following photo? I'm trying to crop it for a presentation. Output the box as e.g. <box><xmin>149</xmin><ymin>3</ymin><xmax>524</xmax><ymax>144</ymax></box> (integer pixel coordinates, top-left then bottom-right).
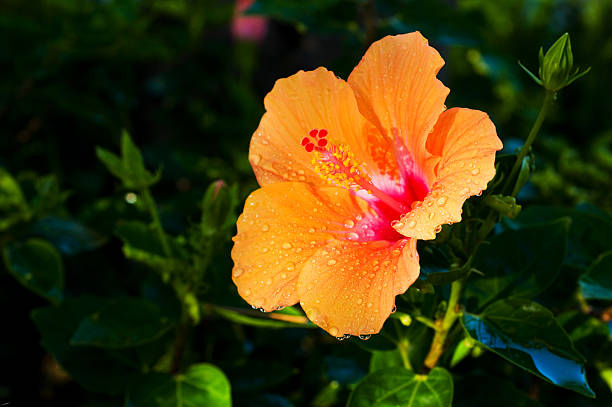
<box><xmin>303</xmin><ymin>129</ymin><xmax>410</xmax><ymax>215</ymax></box>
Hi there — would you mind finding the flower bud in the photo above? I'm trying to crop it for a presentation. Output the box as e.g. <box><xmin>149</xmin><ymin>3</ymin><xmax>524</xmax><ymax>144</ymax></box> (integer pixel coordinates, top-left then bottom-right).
<box><xmin>201</xmin><ymin>180</ymin><xmax>239</xmax><ymax>237</ymax></box>
<box><xmin>519</xmin><ymin>33</ymin><xmax>590</xmax><ymax>92</ymax></box>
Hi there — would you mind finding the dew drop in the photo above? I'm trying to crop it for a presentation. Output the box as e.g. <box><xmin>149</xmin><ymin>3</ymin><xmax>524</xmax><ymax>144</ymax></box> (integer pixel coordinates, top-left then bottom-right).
<box><xmin>251</xmin><ymin>154</ymin><xmax>262</xmax><ymax>165</ymax></box>
<box><xmin>308</xmin><ymin>228</ymin><xmax>315</xmax><ymax>233</ymax></box>
<box><xmin>428</xmin><ymin>212</ymin><xmax>434</xmax><ymax>220</ymax></box>
<box><xmin>391</xmin><ymin>220</ymin><xmax>404</xmax><ymax>228</ymax></box>
<box><xmin>408</xmin><ymin>220</ymin><xmax>416</xmax><ymax>228</ymax></box>
<box><xmin>327</xmin><ymin>259</ymin><xmax>337</xmax><ymax>266</ymax></box>
<box><xmin>437</xmin><ymin>197</ymin><xmax>447</xmax><ymax>206</ymax></box>
<box><xmin>359</xmin><ymin>334</ymin><xmax>371</xmax><ymax>340</ymax></box>
<box><xmin>329</xmin><ymin>327</ymin><xmax>339</xmax><ymax>336</ymax></box>
<box><xmin>262</xmin><ymin>224</ymin><xmax>270</xmax><ymax>232</ymax></box>
<box><xmin>471</xmin><ymin>168</ymin><xmax>480</xmax><ymax>175</ymax></box>
<box><xmin>344</xmin><ymin>219</ymin><xmax>355</xmax><ymax>228</ymax></box>
<box><xmin>347</xmin><ymin>232</ymin><xmax>359</xmax><ymax>240</ymax></box>
<box><xmin>391</xmin><ymin>305</ymin><xmax>397</xmax><ymax>313</ymax></box>
<box><xmin>232</xmin><ymin>267</ymin><xmax>244</xmax><ymax>278</ymax></box>
<box><xmin>282</xmin><ymin>242</ymin><xmax>292</xmax><ymax>249</ymax></box>
<box><xmin>434</xmin><ymin>225</ymin><xmax>442</xmax><ymax>233</ymax></box>
<box><xmin>356</xmin><ymin>298</ymin><xmax>363</xmax><ymax>305</ymax></box>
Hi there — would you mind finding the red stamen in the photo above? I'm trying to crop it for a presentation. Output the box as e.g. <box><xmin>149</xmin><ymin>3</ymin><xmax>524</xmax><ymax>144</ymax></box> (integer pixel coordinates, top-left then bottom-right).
<box><xmin>309</xmin><ymin>129</ymin><xmax>318</xmax><ymax>137</ymax></box>
<box><xmin>305</xmin><ymin>143</ymin><xmax>315</xmax><ymax>152</ymax></box>
<box><xmin>318</xmin><ymin>129</ymin><xmax>327</xmax><ymax>138</ymax></box>
<box><xmin>317</xmin><ymin>138</ymin><xmax>328</xmax><ymax>147</ymax></box>
<box><xmin>301</xmin><ymin>137</ymin><xmax>310</xmax><ymax>146</ymax></box>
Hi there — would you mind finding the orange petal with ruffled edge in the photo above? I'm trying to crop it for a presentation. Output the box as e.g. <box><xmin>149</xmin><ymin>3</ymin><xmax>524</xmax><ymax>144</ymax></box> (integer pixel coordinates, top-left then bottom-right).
<box><xmin>250</xmin><ymin>67</ymin><xmax>378</xmax><ymax>187</ymax></box>
<box><xmin>347</xmin><ymin>32</ymin><xmax>450</xmax><ymax>182</ymax></box>
<box><xmin>297</xmin><ymin>238</ymin><xmax>419</xmax><ymax>337</ymax></box>
<box><xmin>231</xmin><ymin>182</ymin><xmax>378</xmax><ymax>311</ymax></box>
<box><xmin>393</xmin><ymin>108</ymin><xmax>503</xmax><ymax>240</ymax></box>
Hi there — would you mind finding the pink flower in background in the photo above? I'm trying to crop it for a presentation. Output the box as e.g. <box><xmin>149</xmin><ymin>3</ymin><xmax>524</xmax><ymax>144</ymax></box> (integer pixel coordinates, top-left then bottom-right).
<box><xmin>232</xmin><ymin>0</ymin><xmax>268</xmax><ymax>43</ymax></box>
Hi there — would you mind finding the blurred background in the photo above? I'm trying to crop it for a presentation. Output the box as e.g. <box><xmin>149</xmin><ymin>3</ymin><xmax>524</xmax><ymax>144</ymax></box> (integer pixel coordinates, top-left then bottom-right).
<box><xmin>1</xmin><ymin>0</ymin><xmax>611</xmax><ymax>406</ymax></box>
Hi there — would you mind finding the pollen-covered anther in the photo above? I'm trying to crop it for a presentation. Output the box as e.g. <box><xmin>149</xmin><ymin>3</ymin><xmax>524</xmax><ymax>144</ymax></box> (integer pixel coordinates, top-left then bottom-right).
<box><xmin>311</xmin><ymin>143</ymin><xmax>367</xmax><ymax>190</ymax></box>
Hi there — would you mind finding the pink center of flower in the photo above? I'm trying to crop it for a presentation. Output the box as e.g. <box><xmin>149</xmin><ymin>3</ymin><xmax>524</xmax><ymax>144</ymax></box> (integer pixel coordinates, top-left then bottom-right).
<box><xmin>303</xmin><ymin>128</ymin><xmax>429</xmax><ymax>242</ymax></box>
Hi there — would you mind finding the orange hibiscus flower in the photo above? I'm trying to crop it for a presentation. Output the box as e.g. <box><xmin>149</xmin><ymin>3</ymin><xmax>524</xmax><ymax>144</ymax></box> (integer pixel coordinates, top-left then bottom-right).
<box><xmin>231</xmin><ymin>32</ymin><xmax>502</xmax><ymax>338</ymax></box>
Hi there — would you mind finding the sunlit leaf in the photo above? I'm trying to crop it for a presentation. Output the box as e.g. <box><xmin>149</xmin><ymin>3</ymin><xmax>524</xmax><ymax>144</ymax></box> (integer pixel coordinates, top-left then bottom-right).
<box><xmin>462</xmin><ymin>298</ymin><xmax>594</xmax><ymax>397</ymax></box>
<box><xmin>0</xmin><ymin>167</ymin><xmax>30</xmax><ymax>230</ymax></box>
<box><xmin>127</xmin><ymin>363</ymin><xmax>231</xmax><ymax>407</ymax></box>
<box><xmin>347</xmin><ymin>367</ymin><xmax>453</xmax><ymax>407</ymax></box>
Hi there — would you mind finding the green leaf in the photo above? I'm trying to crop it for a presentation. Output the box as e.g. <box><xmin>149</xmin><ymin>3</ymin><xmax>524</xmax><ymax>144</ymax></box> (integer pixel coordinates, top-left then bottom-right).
<box><xmin>462</xmin><ymin>298</ymin><xmax>594</xmax><ymax>397</ymax></box>
<box><xmin>115</xmin><ymin>220</ymin><xmax>187</xmax><ymax>269</ymax></box>
<box><xmin>419</xmin><ymin>244</ymin><xmax>467</xmax><ymax>286</ymax></box>
<box><xmin>347</xmin><ymin>367</ymin><xmax>453</xmax><ymax>407</ymax></box>
<box><xmin>579</xmin><ymin>251</ymin><xmax>612</xmax><ymax>300</ymax></box>
<box><xmin>3</xmin><ymin>238</ymin><xmax>64</xmax><ymax>303</ymax></box>
<box><xmin>70</xmin><ymin>297</ymin><xmax>176</xmax><ymax>348</ymax></box>
<box><xmin>369</xmin><ymin>349</ymin><xmax>405</xmax><ymax>372</ymax></box>
<box><xmin>449</xmin><ymin>337</ymin><xmax>476</xmax><ymax>368</ymax></box>
<box><xmin>507</xmin><ymin>205</ymin><xmax>612</xmax><ymax>268</ymax></box>
<box><xmin>127</xmin><ymin>363</ymin><xmax>232</xmax><ymax>407</ymax></box>
<box><xmin>28</xmin><ymin>216</ymin><xmax>106</xmax><ymax>255</ymax></box>
<box><xmin>96</xmin><ymin>147</ymin><xmax>125</xmax><ymax>180</ymax></box>
<box><xmin>212</xmin><ymin>305</ymin><xmax>313</xmax><ymax>329</ymax></box>
<box><xmin>0</xmin><ymin>167</ymin><xmax>30</xmax><ymax>230</ymax></box>
<box><xmin>467</xmin><ymin>218</ymin><xmax>569</xmax><ymax>308</ymax></box>
<box><xmin>96</xmin><ymin>131</ymin><xmax>160</xmax><ymax>189</ymax></box>
<box><xmin>32</xmin><ymin>297</ymin><xmax>139</xmax><ymax>394</ymax></box>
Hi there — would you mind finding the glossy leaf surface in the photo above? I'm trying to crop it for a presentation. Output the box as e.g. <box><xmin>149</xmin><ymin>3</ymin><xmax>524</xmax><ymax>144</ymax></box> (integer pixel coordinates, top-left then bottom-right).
<box><xmin>347</xmin><ymin>367</ymin><xmax>453</xmax><ymax>407</ymax></box>
<box><xmin>462</xmin><ymin>298</ymin><xmax>594</xmax><ymax>397</ymax></box>
<box><xmin>579</xmin><ymin>251</ymin><xmax>612</xmax><ymax>300</ymax></box>
<box><xmin>127</xmin><ymin>363</ymin><xmax>232</xmax><ymax>407</ymax></box>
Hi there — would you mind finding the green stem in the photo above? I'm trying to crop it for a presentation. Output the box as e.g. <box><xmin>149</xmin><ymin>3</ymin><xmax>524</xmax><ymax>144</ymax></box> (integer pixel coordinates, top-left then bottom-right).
<box><xmin>424</xmin><ymin>278</ymin><xmax>465</xmax><ymax>369</ymax></box>
<box><xmin>473</xmin><ymin>90</ymin><xmax>556</xmax><ymax>251</ymax></box>
<box><xmin>503</xmin><ymin>90</ymin><xmax>556</xmax><ymax>196</ymax></box>
<box><xmin>141</xmin><ymin>188</ymin><xmax>172</xmax><ymax>259</ymax></box>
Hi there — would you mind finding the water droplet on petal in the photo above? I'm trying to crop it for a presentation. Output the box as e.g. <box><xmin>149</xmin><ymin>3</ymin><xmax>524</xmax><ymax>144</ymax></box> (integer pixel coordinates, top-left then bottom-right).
<box><xmin>347</xmin><ymin>232</ymin><xmax>359</xmax><ymax>240</ymax></box>
<box><xmin>327</xmin><ymin>259</ymin><xmax>337</xmax><ymax>266</ymax></box>
<box><xmin>262</xmin><ymin>224</ymin><xmax>270</xmax><ymax>232</ymax></box>
<box><xmin>329</xmin><ymin>327</ymin><xmax>339</xmax><ymax>336</ymax></box>
<box><xmin>408</xmin><ymin>220</ymin><xmax>416</xmax><ymax>228</ymax></box>
<box><xmin>232</xmin><ymin>268</ymin><xmax>244</xmax><ymax>278</ymax></box>
<box><xmin>437</xmin><ymin>197</ymin><xmax>447</xmax><ymax>206</ymax></box>
<box><xmin>251</xmin><ymin>154</ymin><xmax>262</xmax><ymax>165</ymax></box>
<box><xmin>359</xmin><ymin>334</ymin><xmax>371</xmax><ymax>340</ymax></box>
<box><xmin>344</xmin><ymin>219</ymin><xmax>355</xmax><ymax>228</ymax></box>
<box><xmin>434</xmin><ymin>225</ymin><xmax>442</xmax><ymax>233</ymax></box>
<box><xmin>391</xmin><ymin>305</ymin><xmax>397</xmax><ymax>313</ymax></box>
<box><xmin>471</xmin><ymin>168</ymin><xmax>480</xmax><ymax>175</ymax></box>
<box><xmin>282</xmin><ymin>242</ymin><xmax>292</xmax><ymax>249</ymax></box>
<box><xmin>391</xmin><ymin>220</ymin><xmax>404</xmax><ymax>228</ymax></box>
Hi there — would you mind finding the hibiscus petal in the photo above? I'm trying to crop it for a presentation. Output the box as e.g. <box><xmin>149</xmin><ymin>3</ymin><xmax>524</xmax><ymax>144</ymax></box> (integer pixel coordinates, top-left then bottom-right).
<box><xmin>297</xmin><ymin>239</ymin><xmax>419</xmax><ymax>337</ymax></box>
<box><xmin>231</xmin><ymin>182</ymin><xmax>376</xmax><ymax>311</ymax></box>
<box><xmin>347</xmin><ymin>32</ymin><xmax>450</xmax><ymax>177</ymax></box>
<box><xmin>250</xmin><ymin>68</ymin><xmax>371</xmax><ymax>186</ymax></box>
<box><xmin>393</xmin><ymin>108</ymin><xmax>503</xmax><ymax>240</ymax></box>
